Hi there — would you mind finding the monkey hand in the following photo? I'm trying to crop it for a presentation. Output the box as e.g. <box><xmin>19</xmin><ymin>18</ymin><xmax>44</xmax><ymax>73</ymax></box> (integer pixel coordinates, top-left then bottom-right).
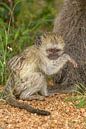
<box><xmin>68</xmin><ymin>57</ymin><xmax>78</xmax><ymax>68</ymax></box>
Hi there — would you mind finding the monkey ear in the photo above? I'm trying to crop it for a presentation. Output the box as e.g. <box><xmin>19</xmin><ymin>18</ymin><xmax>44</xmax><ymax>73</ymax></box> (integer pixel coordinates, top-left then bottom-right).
<box><xmin>35</xmin><ymin>35</ymin><xmax>42</xmax><ymax>47</ymax></box>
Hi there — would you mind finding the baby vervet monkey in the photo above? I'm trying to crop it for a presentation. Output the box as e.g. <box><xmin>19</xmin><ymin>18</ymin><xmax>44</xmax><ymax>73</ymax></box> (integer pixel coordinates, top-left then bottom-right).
<box><xmin>3</xmin><ymin>32</ymin><xmax>77</xmax><ymax>116</ymax></box>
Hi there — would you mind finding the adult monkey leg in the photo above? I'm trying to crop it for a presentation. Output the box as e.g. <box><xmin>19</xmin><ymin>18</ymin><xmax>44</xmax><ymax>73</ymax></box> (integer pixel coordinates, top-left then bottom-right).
<box><xmin>19</xmin><ymin>72</ymin><xmax>48</xmax><ymax>100</ymax></box>
<box><xmin>4</xmin><ymin>73</ymin><xmax>50</xmax><ymax>116</ymax></box>
<box><xmin>51</xmin><ymin>0</ymin><xmax>86</xmax><ymax>93</ymax></box>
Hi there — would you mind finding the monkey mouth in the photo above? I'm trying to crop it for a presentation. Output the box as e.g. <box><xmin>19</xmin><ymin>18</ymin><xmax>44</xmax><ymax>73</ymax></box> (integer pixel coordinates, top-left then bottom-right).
<box><xmin>47</xmin><ymin>53</ymin><xmax>59</xmax><ymax>60</ymax></box>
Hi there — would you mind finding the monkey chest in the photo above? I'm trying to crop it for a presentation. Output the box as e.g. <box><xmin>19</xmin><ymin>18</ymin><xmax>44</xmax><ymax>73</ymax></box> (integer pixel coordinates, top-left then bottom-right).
<box><xmin>40</xmin><ymin>60</ymin><xmax>59</xmax><ymax>76</ymax></box>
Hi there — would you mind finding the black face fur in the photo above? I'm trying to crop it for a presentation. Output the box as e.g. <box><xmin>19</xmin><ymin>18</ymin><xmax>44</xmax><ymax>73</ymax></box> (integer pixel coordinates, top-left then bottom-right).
<box><xmin>46</xmin><ymin>48</ymin><xmax>63</xmax><ymax>60</ymax></box>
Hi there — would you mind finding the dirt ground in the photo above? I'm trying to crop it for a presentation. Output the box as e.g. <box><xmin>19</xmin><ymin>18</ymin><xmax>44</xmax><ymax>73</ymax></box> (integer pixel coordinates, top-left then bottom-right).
<box><xmin>0</xmin><ymin>87</ymin><xmax>86</xmax><ymax>129</ymax></box>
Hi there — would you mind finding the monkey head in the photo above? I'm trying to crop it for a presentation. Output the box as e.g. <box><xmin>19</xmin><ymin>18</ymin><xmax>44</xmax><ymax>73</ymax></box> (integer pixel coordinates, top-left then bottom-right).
<box><xmin>35</xmin><ymin>32</ymin><xmax>65</xmax><ymax>60</ymax></box>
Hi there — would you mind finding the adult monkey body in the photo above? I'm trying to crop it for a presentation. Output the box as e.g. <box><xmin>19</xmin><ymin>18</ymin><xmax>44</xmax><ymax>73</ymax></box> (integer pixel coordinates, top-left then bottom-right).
<box><xmin>53</xmin><ymin>0</ymin><xmax>86</xmax><ymax>91</ymax></box>
<box><xmin>3</xmin><ymin>33</ymin><xmax>77</xmax><ymax>115</ymax></box>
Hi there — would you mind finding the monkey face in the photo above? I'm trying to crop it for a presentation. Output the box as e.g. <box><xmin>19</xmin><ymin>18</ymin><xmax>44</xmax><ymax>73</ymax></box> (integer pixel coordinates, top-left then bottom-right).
<box><xmin>46</xmin><ymin>47</ymin><xmax>64</xmax><ymax>60</ymax></box>
<box><xmin>36</xmin><ymin>32</ymin><xmax>65</xmax><ymax>60</ymax></box>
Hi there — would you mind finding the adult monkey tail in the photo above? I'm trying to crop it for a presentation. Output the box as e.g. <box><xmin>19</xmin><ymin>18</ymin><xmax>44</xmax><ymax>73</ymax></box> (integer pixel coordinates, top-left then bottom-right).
<box><xmin>6</xmin><ymin>96</ymin><xmax>50</xmax><ymax>116</ymax></box>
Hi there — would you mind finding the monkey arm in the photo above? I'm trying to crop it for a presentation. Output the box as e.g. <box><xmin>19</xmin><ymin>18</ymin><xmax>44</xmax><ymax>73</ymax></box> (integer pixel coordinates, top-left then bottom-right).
<box><xmin>40</xmin><ymin>54</ymin><xmax>77</xmax><ymax>76</ymax></box>
<box><xmin>59</xmin><ymin>54</ymin><xmax>77</xmax><ymax>68</ymax></box>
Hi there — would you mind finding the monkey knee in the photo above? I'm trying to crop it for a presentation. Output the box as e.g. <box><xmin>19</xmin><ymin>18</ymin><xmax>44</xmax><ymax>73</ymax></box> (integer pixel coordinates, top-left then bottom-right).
<box><xmin>36</xmin><ymin>73</ymin><xmax>44</xmax><ymax>80</ymax></box>
<box><xmin>19</xmin><ymin>94</ymin><xmax>26</xmax><ymax>100</ymax></box>
<box><xmin>34</xmin><ymin>73</ymin><xmax>45</xmax><ymax>86</ymax></box>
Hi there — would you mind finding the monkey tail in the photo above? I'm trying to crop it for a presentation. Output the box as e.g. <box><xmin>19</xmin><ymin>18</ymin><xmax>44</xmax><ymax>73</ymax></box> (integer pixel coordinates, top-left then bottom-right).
<box><xmin>4</xmin><ymin>77</ymin><xmax>50</xmax><ymax>116</ymax></box>
<box><xmin>6</xmin><ymin>96</ymin><xmax>50</xmax><ymax>116</ymax></box>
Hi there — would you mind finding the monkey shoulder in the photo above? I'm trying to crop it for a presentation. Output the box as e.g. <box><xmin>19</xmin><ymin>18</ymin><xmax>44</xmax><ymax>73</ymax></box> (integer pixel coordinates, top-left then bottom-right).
<box><xmin>7</xmin><ymin>46</ymin><xmax>39</xmax><ymax>73</ymax></box>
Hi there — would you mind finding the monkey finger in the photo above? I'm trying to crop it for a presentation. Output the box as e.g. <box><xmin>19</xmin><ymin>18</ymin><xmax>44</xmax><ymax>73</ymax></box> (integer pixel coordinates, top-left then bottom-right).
<box><xmin>69</xmin><ymin>58</ymin><xmax>78</xmax><ymax>68</ymax></box>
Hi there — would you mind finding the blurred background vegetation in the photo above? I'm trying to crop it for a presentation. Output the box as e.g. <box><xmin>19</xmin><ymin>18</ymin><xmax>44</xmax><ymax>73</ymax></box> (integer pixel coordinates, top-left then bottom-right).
<box><xmin>0</xmin><ymin>0</ymin><xmax>63</xmax><ymax>85</ymax></box>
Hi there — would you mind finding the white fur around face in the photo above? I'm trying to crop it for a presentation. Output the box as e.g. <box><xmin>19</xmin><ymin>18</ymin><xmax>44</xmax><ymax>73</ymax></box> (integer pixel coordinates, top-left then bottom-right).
<box><xmin>39</xmin><ymin>54</ymin><xmax>70</xmax><ymax>75</ymax></box>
